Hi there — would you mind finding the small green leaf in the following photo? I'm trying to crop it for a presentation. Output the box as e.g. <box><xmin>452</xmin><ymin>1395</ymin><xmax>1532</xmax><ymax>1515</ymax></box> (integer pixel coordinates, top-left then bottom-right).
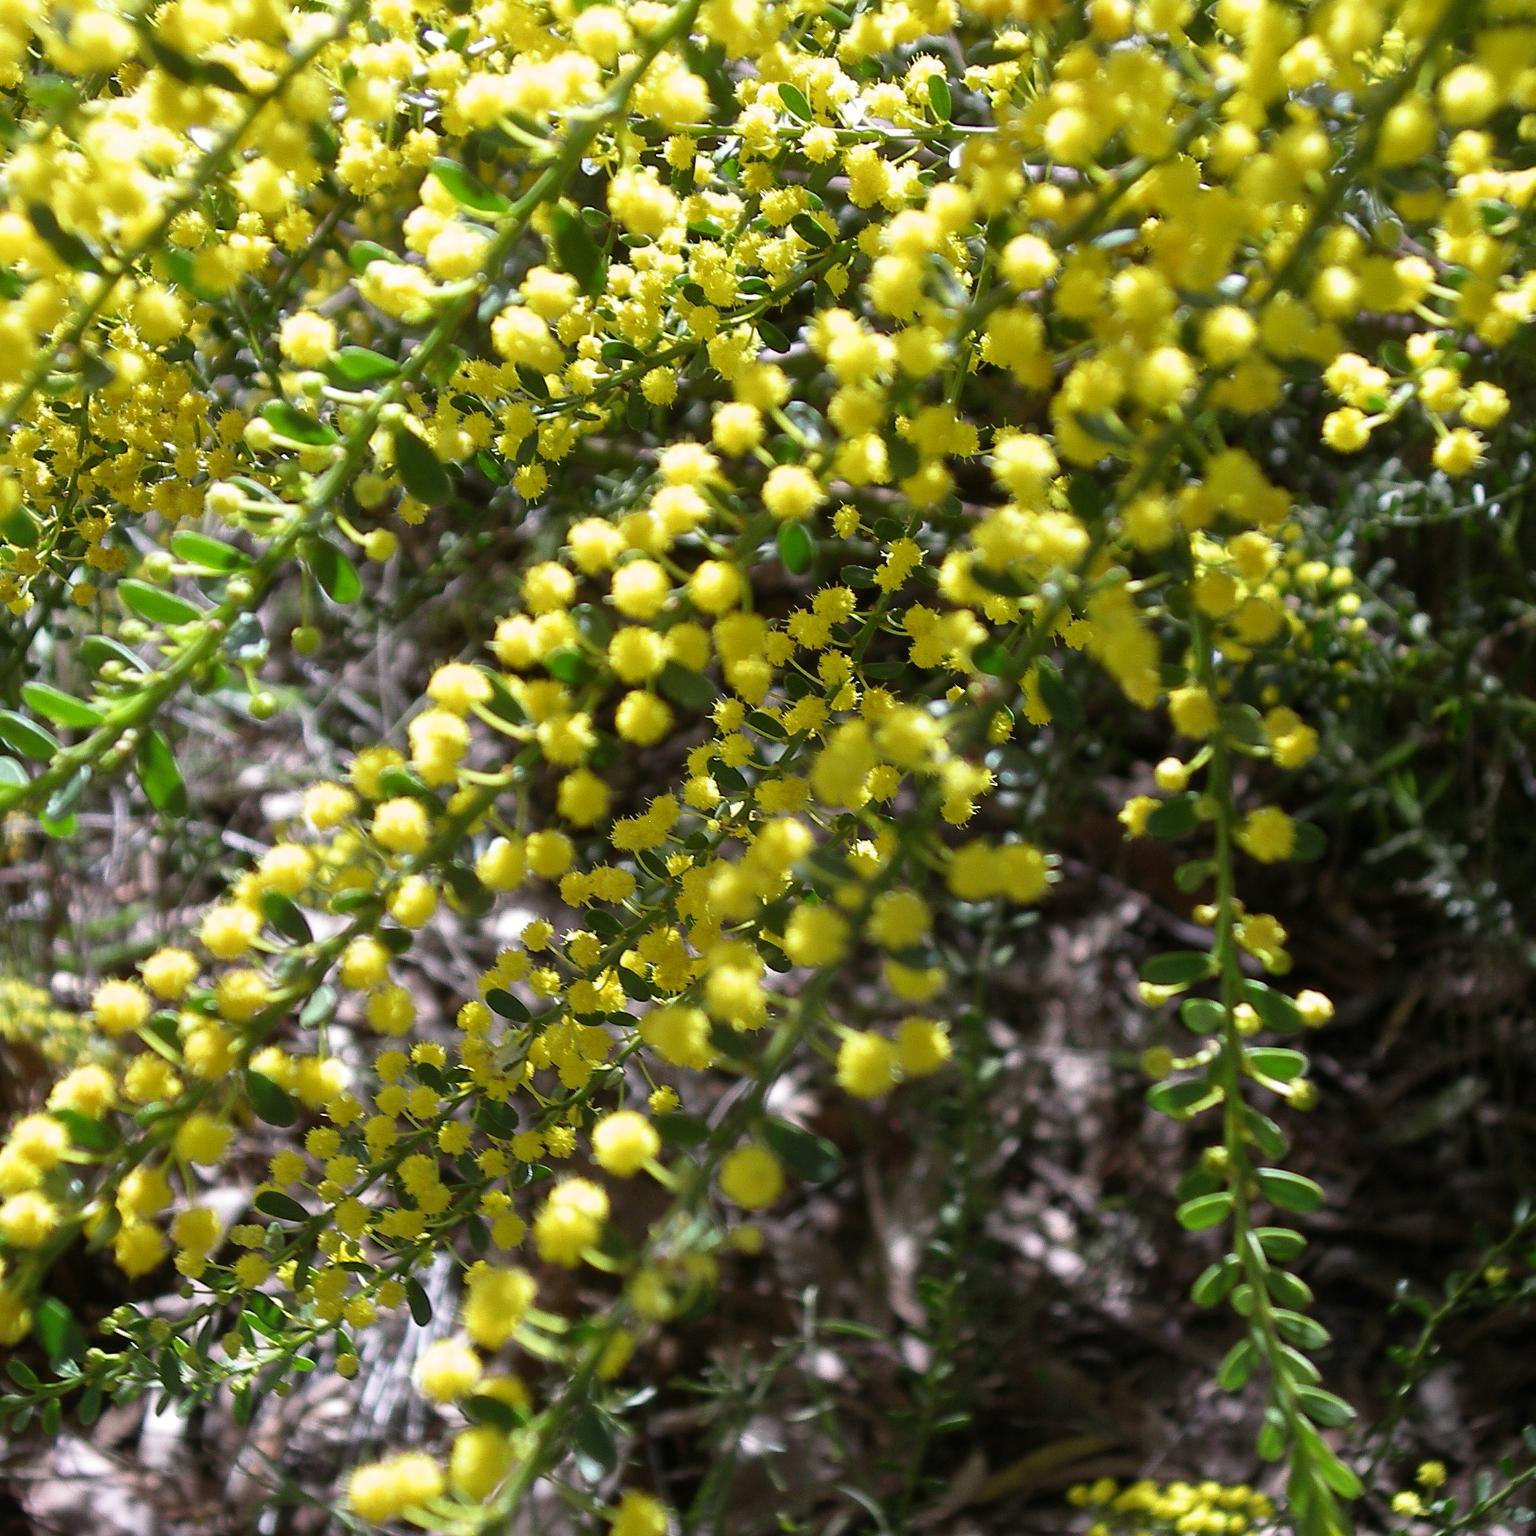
<box><xmin>1176</xmin><ymin>1192</ymin><xmax>1233</xmax><ymax>1231</ymax></box>
<box><xmin>926</xmin><ymin>74</ymin><xmax>952</xmax><ymax>122</ymax></box>
<box><xmin>777</xmin><ymin>519</ymin><xmax>816</xmax><ymax>575</ymax></box>
<box><xmin>119</xmin><ymin>579</ymin><xmax>203</xmax><ymax>626</ymax></box>
<box><xmin>485</xmin><ymin>988</ymin><xmax>530</xmax><ymax>1022</ymax></box>
<box><xmin>1140</xmin><ymin>951</ymin><xmax>1214</xmax><ymax>988</ymax></box>
<box><xmin>1256</xmin><ymin>1168</ymin><xmax>1325</xmax><ymax>1213</ymax></box>
<box><xmin>326</xmin><ymin>346</ymin><xmax>399</xmax><ymax>385</ymax></box>
<box><xmin>82</xmin><ymin>635</ymin><xmax>148</xmax><ymax>674</ymax></box>
<box><xmin>0</xmin><ymin>709</ymin><xmax>59</xmax><ymax>760</ymax></box>
<box><xmin>550</xmin><ymin>203</ymin><xmax>604</xmax><ymax>296</ymax></box>
<box><xmin>657</xmin><ymin>1113</ymin><xmax>710</xmax><ymax>1147</ymax></box>
<box><xmin>1216</xmin><ymin>1337</ymin><xmax>1257</xmax><ymax>1391</ymax></box>
<box><xmin>1242</xmin><ymin>980</ymin><xmax>1304</xmax><ymax>1034</ymax></box>
<box><xmin>0</xmin><ymin>757</ymin><xmax>26</xmax><ymax>794</ymax></box>
<box><xmin>246</xmin><ymin>1070</ymin><xmax>299</xmax><ymax>1127</ymax></box>
<box><xmin>1246</xmin><ymin>1047</ymin><xmax>1308</xmax><ymax>1082</ymax></box>
<box><xmin>1148</xmin><ymin>1078</ymin><xmax>1219</xmax><ymax>1116</ymax></box>
<box><xmin>170</xmin><ymin>530</ymin><xmax>250</xmax><ymax>572</ymax></box>
<box><xmin>545</xmin><ymin>647</ymin><xmax>592</xmax><ymax>685</ymax></box>
<box><xmin>6</xmin><ymin>1359</ymin><xmax>37</xmax><ymax>1388</ymax></box>
<box><xmin>254</xmin><ymin>1191</ymin><xmax>310</xmax><ymax>1222</ymax></box>
<box><xmin>349</xmin><ymin>241</ymin><xmax>399</xmax><ymax>271</ymax></box>
<box><xmin>136</xmin><ymin>730</ymin><xmax>188</xmax><ymax>816</ymax></box>
<box><xmin>972</xmin><ymin>639</ymin><xmax>1010</xmax><ymax>677</ymax></box>
<box><xmin>52</xmin><ymin>1107</ymin><xmax>116</xmax><ymax>1151</ymax></box>
<box><xmin>28</xmin><ymin>203</ymin><xmax>104</xmax><ymax>274</ymax></box>
<box><xmin>1180</xmin><ymin>997</ymin><xmax>1225</xmax><ymax>1034</ymax></box>
<box><xmin>1275</xmin><ymin>1309</ymin><xmax>1331</xmax><ymax>1350</ymax></box>
<box><xmin>791</xmin><ymin>212</ymin><xmax>832</xmax><ymax>249</ymax></box>
<box><xmin>1297</xmin><ymin>1386</ymin><xmax>1356</xmax><ymax>1428</ymax></box>
<box><xmin>764</xmin><ymin>1117</ymin><xmax>842</xmax><ymax>1184</ymax></box>
<box><xmin>430</xmin><ymin>157</ymin><xmax>511</xmax><ymax>215</ymax></box>
<box><xmin>573</xmin><ymin>1408</ymin><xmax>618</xmax><ymax>1478</ymax></box>
<box><xmin>21</xmin><ymin>681</ymin><xmax>103</xmax><ymax>730</ymax></box>
<box><xmin>1146</xmin><ymin>793</ymin><xmax>1198</xmax><ymax>838</ymax></box>
<box><xmin>778</xmin><ymin>83</ymin><xmax>812</xmax><ymax>120</ymax></box>
<box><xmin>393</xmin><ymin>426</ymin><xmax>452</xmax><ymax>504</ymax></box>
<box><xmin>464</xmin><ymin>1394</ymin><xmax>522</xmax><ymax>1431</ymax></box>
<box><xmin>35</xmin><ymin>1297</ymin><xmax>84</xmax><ymax>1365</ymax></box>
<box><xmin>1259</xmin><ymin>1222</ymin><xmax>1308</xmax><ymax>1259</ymax></box>
<box><xmin>657</xmin><ymin>661</ymin><xmax>714</xmax><ymax>713</ymax></box>
<box><xmin>405</xmin><ymin>1277</ymin><xmax>433</xmax><ymax>1325</ymax></box>
<box><xmin>1291</xmin><ymin>822</ymin><xmax>1327</xmax><ymax>861</ymax></box>
<box><xmin>308</xmin><ymin>539</ymin><xmax>363</xmax><ymax>604</ymax></box>
<box><xmin>261</xmin><ymin>400</ymin><xmax>337</xmax><ymax>445</ymax></box>
<box><xmin>260</xmin><ymin>889</ymin><xmax>313</xmax><ymax>943</ymax></box>
<box><xmin>1191</xmin><ymin>1256</ymin><xmax>1238</xmax><ymax>1308</ymax></box>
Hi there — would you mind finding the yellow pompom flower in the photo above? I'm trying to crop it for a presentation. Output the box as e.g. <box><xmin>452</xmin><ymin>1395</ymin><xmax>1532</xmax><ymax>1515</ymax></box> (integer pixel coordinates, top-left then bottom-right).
<box><xmin>591</xmin><ymin>1111</ymin><xmax>661</xmax><ymax>1178</ymax></box>
<box><xmin>719</xmin><ymin>1144</ymin><xmax>784</xmax><ymax>1209</ymax></box>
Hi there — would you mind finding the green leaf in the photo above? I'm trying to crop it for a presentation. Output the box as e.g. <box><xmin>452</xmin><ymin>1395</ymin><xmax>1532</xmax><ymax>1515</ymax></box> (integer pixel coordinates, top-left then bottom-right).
<box><xmin>430</xmin><ymin>156</ymin><xmax>511</xmax><ymax>215</ymax></box>
<box><xmin>1146</xmin><ymin>793</ymin><xmax>1198</xmax><ymax>838</ymax></box>
<box><xmin>1256</xmin><ymin>1168</ymin><xmax>1325</xmax><ymax>1213</ymax></box>
<box><xmin>972</xmin><ymin>639</ymin><xmax>1010</xmax><ymax>677</ymax></box>
<box><xmin>1180</xmin><ymin>997</ymin><xmax>1225</xmax><ymax>1034</ymax></box>
<box><xmin>545</xmin><ymin>647</ymin><xmax>592</xmax><ymax>686</ymax></box>
<box><xmin>926</xmin><ymin>74</ymin><xmax>952</xmax><ymax>122</ymax></box>
<box><xmin>1297</xmin><ymin>1386</ymin><xmax>1356</xmax><ymax>1429</ymax></box>
<box><xmin>0</xmin><ymin>709</ymin><xmax>59</xmax><ymax>760</ymax></box>
<box><xmin>1176</xmin><ymin>1192</ymin><xmax>1233</xmax><ymax>1231</ymax></box>
<box><xmin>52</xmin><ymin>1107</ymin><xmax>116</xmax><ymax>1151</ymax></box>
<box><xmin>0</xmin><ymin>757</ymin><xmax>26</xmax><ymax>793</ymax></box>
<box><xmin>1275</xmin><ymin>1309</ymin><xmax>1331</xmax><ymax>1350</ymax></box>
<box><xmin>6</xmin><ymin>1359</ymin><xmax>37</xmax><ymax>1388</ymax></box>
<box><xmin>45</xmin><ymin>765</ymin><xmax>90</xmax><ymax>824</ymax></box>
<box><xmin>573</xmin><ymin>1408</ymin><xmax>618</xmax><ymax>1479</ymax></box>
<box><xmin>260</xmin><ymin>400</ymin><xmax>336</xmax><ymax>445</ymax></box>
<box><xmin>1246</xmin><ymin>1047</ymin><xmax>1308</xmax><ymax>1082</ymax></box>
<box><xmin>1191</xmin><ymin>1257</ymin><xmax>1238</xmax><ymax>1308</ymax></box>
<box><xmin>20</xmin><ymin>682</ymin><xmax>103</xmax><ymax>730</ymax></box>
<box><xmin>464</xmin><ymin>1393</ymin><xmax>522</xmax><ymax>1431</ymax></box>
<box><xmin>308</xmin><ymin>539</ymin><xmax>363</xmax><ymax>605</ymax></box>
<box><xmin>326</xmin><ymin>346</ymin><xmax>399</xmax><ymax>385</ymax></box>
<box><xmin>791</xmin><ymin>213</ymin><xmax>832</xmax><ymax>249</ymax></box>
<box><xmin>1242</xmin><ymin>980</ymin><xmax>1303</xmax><ymax>1034</ymax></box>
<box><xmin>778</xmin><ymin>83</ymin><xmax>812</xmax><ymax>120</ymax></box>
<box><xmin>550</xmin><ymin>203</ymin><xmax>604</xmax><ymax>296</ymax></box>
<box><xmin>349</xmin><ymin>241</ymin><xmax>399</xmax><ymax>271</ymax></box>
<box><xmin>246</xmin><ymin>1070</ymin><xmax>299</xmax><ymax>1127</ymax></box>
<box><xmin>485</xmin><ymin>988</ymin><xmax>530</xmax><ymax>1022</ymax></box>
<box><xmin>393</xmin><ymin>426</ymin><xmax>452</xmax><ymax>504</ymax></box>
<box><xmin>1253</xmin><ymin>1222</ymin><xmax>1302</xmax><ymax>1259</ymax></box>
<box><xmin>1291</xmin><ymin>822</ymin><xmax>1327</xmax><ymax>861</ymax></box>
<box><xmin>171</xmin><ymin>530</ymin><xmax>250</xmax><ymax>572</ymax></box>
<box><xmin>254</xmin><ymin>1191</ymin><xmax>310</xmax><ymax>1222</ymax></box>
<box><xmin>119</xmin><ymin>579</ymin><xmax>203</xmax><ymax>626</ymax></box>
<box><xmin>657</xmin><ymin>1112</ymin><xmax>709</xmax><ymax>1147</ymax></box>
<box><xmin>657</xmin><ymin>661</ymin><xmax>714</xmax><ymax>713</ymax></box>
<box><xmin>82</xmin><ymin>635</ymin><xmax>148</xmax><ymax>674</ymax></box>
<box><xmin>1140</xmin><ymin>951</ymin><xmax>1214</xmax><ymax>988</ymax></box>
<box><xmin>1148</xmin><ymin>1079</ymin><xmax>1219</xmax><ymax>1116</ymax></box>
<box><xmin>260</xmin><ymin>889</ymin><xmax>313</xmax><ymax>943</ymax></box>
<box><xmin>35</xmin><ymin>1297</ymin><xmax>84</xmax><ymax>1365</ymax></box>
<box><xmin>777</xmin><ymin>519</ymin><xmax>815</xmax><ymax>575</ymax></box>
<box><xmin>1216</xmin><ymin>1337</ymin><xmax>1256</xmax><ymax>1391</ymax></box>
<box><xmin>764</xmin><ymin>1117</ymin><xmax>842</xmax><ymax>1184</ymax></box>
<box><xmin>28</xmin><ymin>203</ymin><xmax>104</xmax><ymax>273</ymax></box>
<box><xmin>405</xmin><ymin>1277</ymin><xmax>433</xmax><ymax>1326</ymax></box>
<box><xmin>136</xmin><ymin>730</ymin><xmax>188</xmax><ymax>816</ymax></box>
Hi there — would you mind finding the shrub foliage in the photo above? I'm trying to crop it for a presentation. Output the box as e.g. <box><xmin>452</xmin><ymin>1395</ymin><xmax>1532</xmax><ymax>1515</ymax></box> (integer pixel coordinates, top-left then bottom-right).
<box><xmin>0</xmin><ymin>0</ymin><xmax>1533</xmax><ymax>1531</ymax></box>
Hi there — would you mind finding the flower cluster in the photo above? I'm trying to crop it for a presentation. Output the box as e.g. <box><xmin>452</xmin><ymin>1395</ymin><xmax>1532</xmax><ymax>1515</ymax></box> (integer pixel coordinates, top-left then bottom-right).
<box><xmin>1</xmin><ymin>0</ymin><xmax>1533</xmax><ymax>1526</ymax></box>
